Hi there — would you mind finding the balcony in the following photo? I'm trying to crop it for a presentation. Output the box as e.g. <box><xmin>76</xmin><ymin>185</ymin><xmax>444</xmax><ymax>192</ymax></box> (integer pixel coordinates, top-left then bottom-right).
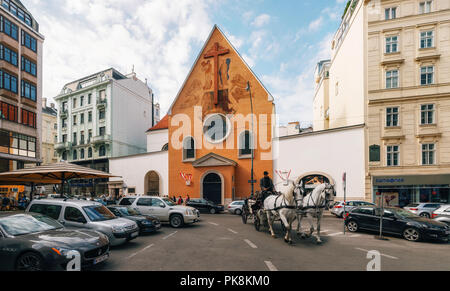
<box><xmin>97</xmin><ymin>97</ymin><xmax>107</xmax><ymax>109</ymax></box>
<box><xmin>60</xmin><ymin>109</ymin><xmax>68</xmax><ymax>118</ymax></box>
<box><xmin>92</xmin><ymin>134</ymin><xmax>111</xmax><ymax>145</ymax></box>
<box><xmin>55</xmin><ymin>142</ymin><xmax>72</xmax><ymax>151</ymax></box>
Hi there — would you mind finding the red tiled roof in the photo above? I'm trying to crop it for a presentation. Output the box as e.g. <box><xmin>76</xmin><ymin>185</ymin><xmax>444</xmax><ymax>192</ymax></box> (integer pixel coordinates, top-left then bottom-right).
<box><xmin>147</xmin><ymin>115</ymin><xmax>169</xmax><ymax>132</ymax></box>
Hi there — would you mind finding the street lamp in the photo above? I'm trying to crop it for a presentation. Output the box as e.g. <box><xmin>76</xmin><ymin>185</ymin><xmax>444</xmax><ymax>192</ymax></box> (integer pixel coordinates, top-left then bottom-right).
<box><xmin>246</xmin><ymin>81</ymin><xmax>255</xmax><ymax>197</ymax></box>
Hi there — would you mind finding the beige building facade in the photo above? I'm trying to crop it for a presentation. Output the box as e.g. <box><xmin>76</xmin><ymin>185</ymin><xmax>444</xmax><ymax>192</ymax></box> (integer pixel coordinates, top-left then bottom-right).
<box><xmin>41</xmin><ymin>98</ymin><xmax>57</xmax><ymax>165</ymax></box>
<box><xmin>313</xmin><ymin>0</ymin><xmax>450</xmax><ymax>205</ymax></box>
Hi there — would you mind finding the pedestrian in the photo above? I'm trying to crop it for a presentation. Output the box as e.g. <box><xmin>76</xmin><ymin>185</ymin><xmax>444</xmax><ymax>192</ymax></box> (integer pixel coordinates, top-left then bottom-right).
<box><xmin>186</xmin><ymin>195</ymin><xmax>191</xmax><ymax>203</ymax></box>
<box><xmin>1</xmin><ymin>195</ymin><xmax>10</xmax><ymax>211</ymax></box>
<box><xmin>177</xmin><ymin>196</ymin><xmax>183</xmax><ymax>205</ymax></box>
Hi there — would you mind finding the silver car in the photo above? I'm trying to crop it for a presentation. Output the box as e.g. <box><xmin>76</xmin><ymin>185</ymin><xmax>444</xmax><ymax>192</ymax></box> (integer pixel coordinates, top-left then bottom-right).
<box><xmin>26</xmin><ymin>199</ymin><xmax>139</xmax><ymax>246</ymax></box>
<box><xmin>331</xmin><ymin>201</ymin><xmax>376</xmax><ymax>218</ymax></box>
<box><xmin>404</xmin><ymin>203</ymin><xmax>442</xmax><ymax>218</ymax></box>
<box><xmin>432</xmin><ymin>204</ymin><xmax>450</xmax><ymax>226</ymax></box>
<box><xmin>227</xmin><ymin>200</ymin><xmax>245</xmax><ymax>215</ymax></box>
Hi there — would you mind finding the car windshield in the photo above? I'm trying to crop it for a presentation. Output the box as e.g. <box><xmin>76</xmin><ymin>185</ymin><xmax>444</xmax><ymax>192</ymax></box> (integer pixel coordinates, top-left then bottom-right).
<box><xmin>118</xmin><ymin>207</ymin><xmax>141</xmax><ymax>216</ymax></box>
<box><xmin>0</xmin><ymin>214</ymin><xmax>63</xmax><ymax>236</ymax></box>
<box><xmin>391</xmin><ymin>208</ymin><xmax>420</xmax><ymax>218</ymax></box>
<box><xmin>83</xmin><ymin>205</ymin><xmax>116</xmax><ymax>222</ymax></box>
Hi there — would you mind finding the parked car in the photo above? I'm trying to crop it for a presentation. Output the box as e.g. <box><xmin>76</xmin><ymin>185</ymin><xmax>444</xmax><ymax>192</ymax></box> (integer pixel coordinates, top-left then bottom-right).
<box><xmin>26</xmin><ymin>199</ymin><xmax>139</xmax><ymax>246</ymax></box>
<box><xmin>186</xmin><ymin>198</ymin><xmax>224</xmax><ymax>214</ymax></box>
<box><xmin>107</xmin><ymin>205</ymin><xmax>161</xmax><ymax>234</ymax></box>
<box><xmin>432</xmin><ymin>204</ymin><xmax>450</xmax><ymax>226</ymax></box>
<box><xmin>130</xmin><ymin>196</ymin><xmax>199</xmax><ymax>228</ymax></box>
<box><xmin>227</xmin><ymin>200</ymin><xmax>245</xmax><ymax>215</ymax></box>
<box><xmin>331</xmin><ymin>201</ymin><xmax>376</xmax><ymax>218</ymax></box>
<box><xmin>345</xmin><ymin>206</ymin><xmax>450</xmax><ymax>242</ymax></box>
<box><xmin>404</xmin><ymin>203</ymin><xmax>442</xmax><ymax>218</ymax></box>
<box><xmin>118</xmin><ymin>196</ymin><xmax>138</xmax><ymax>206</ymax></box>
<box><xmin>0</xmin><ymin>212</ymin><xmax>110</xmax><ymax>271</ymax></box>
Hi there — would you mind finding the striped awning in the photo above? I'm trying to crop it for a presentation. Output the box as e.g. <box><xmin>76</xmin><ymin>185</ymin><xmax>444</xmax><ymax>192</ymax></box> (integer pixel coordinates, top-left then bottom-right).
<box><xmin>0</xmin><ymin>162</ymin><xmax>120</xmax><ymax>185</ymax></box>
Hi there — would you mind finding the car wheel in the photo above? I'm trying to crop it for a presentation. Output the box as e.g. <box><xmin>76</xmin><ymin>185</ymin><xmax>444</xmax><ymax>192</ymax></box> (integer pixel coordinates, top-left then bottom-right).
<box><xmin>419</xmin><ymin>213</ymin><xmax>430</xmax><ymax>218</ymax></box>
<box><xmin>347</xmin><ymin>220</ymin><xmax>359</xmax><ymax>232</ymax></box>
<box><xmin>235</xmin><ymin>209</ymin><xmax>242</xmax><ymax>216</ymax></box>
<box><xmin>403</xmin><ymin>227</ymin><xmax>421</xmax><ymax>242</ymax></box>
<box><xmin>170</xmin><ymin>214</ymin><xmax>184</xmax><ymax>228</ymax></box>
<box><xmin>209</xmin><ymin>208</ymin><xmax>216</xmax><ymax>214</ymax></box>
<box><xmin>16</xmin><ymin>252</ymin><xmax>45</xmax><ymax>271</ymax></box>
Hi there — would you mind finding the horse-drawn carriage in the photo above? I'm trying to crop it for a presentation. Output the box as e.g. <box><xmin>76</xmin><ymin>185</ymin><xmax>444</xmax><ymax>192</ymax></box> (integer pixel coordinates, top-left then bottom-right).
<box><xmin>241</xmin><ymin>180</ymin><xmax>336</xmax><ymax>244</ymax></box>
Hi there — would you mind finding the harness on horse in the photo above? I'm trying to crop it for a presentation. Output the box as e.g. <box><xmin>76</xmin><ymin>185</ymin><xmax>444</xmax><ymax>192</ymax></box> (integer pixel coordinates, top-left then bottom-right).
<box><xmin>264</xmin><ymin>192</ymin><xmax>297</xmax><ymax>212</ymax></box>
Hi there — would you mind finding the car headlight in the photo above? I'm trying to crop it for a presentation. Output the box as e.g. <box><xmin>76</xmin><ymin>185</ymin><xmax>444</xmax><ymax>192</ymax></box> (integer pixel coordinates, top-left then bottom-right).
<box><xmin>141</xmin><ymin>220</ymin><xmax>152</xmax><ymax>225</ymax></box>
<box><xmin>111</xmin><ymin>226</ymin><xmax>125</xmax><ymax>233</ymax></box>
<box><xmin>51</xmin><ymin>247</ymin><xmax>72</xmax><ymax>257</ymax></box>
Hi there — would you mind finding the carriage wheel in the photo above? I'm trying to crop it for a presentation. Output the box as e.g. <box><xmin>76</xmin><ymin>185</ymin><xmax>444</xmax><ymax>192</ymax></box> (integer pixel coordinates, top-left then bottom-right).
<box><xmin>241</xmin><ymin>211</ymin><xmax>248</xmax><ymax>224</ymax></box>
<box><xmin>254</xmin><ymin>216</ymin><xmax>261</xmax><ymax>231</ymax></box>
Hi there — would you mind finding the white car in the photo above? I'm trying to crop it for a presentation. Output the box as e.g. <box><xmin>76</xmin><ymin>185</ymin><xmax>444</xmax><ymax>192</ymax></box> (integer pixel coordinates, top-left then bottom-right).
<box><xmin>130</xmin><ymin>196</ymin><xmax>200</xmax><ymax>228</ymax></box>
<box><xmin>227</xmin><ymin>200</ymin><xmax>245</xmax><ymax>215</ymax></box>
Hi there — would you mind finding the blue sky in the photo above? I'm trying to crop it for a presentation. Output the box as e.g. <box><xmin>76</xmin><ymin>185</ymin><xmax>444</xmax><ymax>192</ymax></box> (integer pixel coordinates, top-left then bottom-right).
<box><xmin>24</xmin><ymin>0</ymin><xmax>346</xmax><ymax>125</ymax></box>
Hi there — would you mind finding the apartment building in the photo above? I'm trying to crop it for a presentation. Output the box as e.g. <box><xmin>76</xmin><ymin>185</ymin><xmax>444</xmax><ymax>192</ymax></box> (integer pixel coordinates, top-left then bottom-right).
<box><xmin>313</xmin><ymin>0</ymin><xmax>450</xmax><ymax>205</ymax></box>
<box><xmin>41</xmin><ymin>97</ymin><xmax>57</xmax><ymax>165</ymax></box>
<box><xmin>0</xmin><ymin>0</ymin><xmax>44</xmax><ymax>172</ymax></box>
<box><xmin>54</xmin><ymin>68</ymin><xmax>154</xmax><ymax>194</ymax></box>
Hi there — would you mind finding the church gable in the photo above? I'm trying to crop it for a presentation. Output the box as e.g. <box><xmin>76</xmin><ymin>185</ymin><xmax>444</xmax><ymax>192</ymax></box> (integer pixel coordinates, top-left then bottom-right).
<box><xmin>169</xmin><ymin>25</ymin><xmax>273</xmax><ymax>118</ymax></box>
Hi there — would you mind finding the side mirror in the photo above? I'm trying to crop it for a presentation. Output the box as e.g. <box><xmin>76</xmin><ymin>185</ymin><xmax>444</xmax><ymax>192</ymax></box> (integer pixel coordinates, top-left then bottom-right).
<box><xmin>159</xmin><ymin>203</ymin><xmax>166</xmax><ymax>208</ymax></box>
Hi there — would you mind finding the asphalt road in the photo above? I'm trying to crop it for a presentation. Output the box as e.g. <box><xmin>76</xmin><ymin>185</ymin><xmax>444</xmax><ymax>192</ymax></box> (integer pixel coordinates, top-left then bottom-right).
<box><xmin>97</xmin><ymin>212</ymin><xmax>450</xmax><ymax>271</ymax></box>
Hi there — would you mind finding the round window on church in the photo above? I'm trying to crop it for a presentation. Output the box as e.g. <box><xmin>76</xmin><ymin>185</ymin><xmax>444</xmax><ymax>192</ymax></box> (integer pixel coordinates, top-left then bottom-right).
<box><xmin>203</xmin><ymin>114</ymin><xmax>230</xmax><ymax>143</ymax></box>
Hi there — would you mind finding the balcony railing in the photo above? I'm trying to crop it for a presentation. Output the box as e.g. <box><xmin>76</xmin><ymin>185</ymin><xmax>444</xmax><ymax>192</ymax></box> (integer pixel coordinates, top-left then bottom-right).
<box><xmin>92</xmin><ymin>134</ymin><xmax>111</xmax><ymax>145</ymax></box>
<box><xmin>55</xmin><ymin>141</ymin><xmax>72</xmax><ymax>151</ymax></box>
<box><xmin>97</xmin><ymin>97</ymin><xmax>107</xmax><ymax>109</ymax></box>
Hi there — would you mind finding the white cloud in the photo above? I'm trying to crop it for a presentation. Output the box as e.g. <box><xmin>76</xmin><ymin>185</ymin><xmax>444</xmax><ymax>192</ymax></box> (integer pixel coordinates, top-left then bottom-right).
<box><xmin>251</xmin><ymin>14</ymin><xmax>271</xmax><ymax>28</ymax></box>
<box><xmin>25</xmin><ymin>0</ymin><xmax>214</xmax><ymax>115</ymax></box>
<box><xmin>308</xmin><ymin>16</ymin><xmax>324</xmax><ymax>31</ymax></box>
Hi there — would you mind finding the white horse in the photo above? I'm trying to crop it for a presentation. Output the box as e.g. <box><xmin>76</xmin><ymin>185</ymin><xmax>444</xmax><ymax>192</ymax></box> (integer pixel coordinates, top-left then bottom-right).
<box><xmin>263</xmin><ymin>181</ymin><xmax>304</xmax><ymax>244</ymax></box>
<box><xmin>296</xmin><ymin>183</ymin><xmax>336</xmax><ymax>244</ymax></box>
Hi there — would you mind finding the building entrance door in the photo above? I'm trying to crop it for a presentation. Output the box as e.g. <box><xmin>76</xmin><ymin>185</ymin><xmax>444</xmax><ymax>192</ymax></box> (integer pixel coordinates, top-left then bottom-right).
<box><xmin>203</xmin><ymin>173</ymin><xmax>222</xmax><ymax>205</ymax></box>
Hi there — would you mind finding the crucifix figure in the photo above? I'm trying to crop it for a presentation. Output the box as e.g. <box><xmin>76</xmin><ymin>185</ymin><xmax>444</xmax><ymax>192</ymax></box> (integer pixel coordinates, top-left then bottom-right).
<box><xmin>204</xmin><ymin>42</ymin><xmax>230</xmax><ymax>105</ymax></box>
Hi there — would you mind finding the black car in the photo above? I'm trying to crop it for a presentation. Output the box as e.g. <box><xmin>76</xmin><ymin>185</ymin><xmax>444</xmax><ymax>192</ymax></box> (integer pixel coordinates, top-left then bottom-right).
<box><xmin>345</xmin><ymin>206</ymin><xmax>450</xmax><ymax>242</ymax></box>
<box><xmin>107</xmin><ymin>206</ymin><xmax>161</xmax><ymax>234</ymax></box>
<box><xmin>186</xmin><ymin>198</ymin><xmax>224</xmax><ymax>214</ymax></box>
<box><xmin>0</xmin><ymin>212</ymin><xmax>110</xmax><ymax>271</ymax></box>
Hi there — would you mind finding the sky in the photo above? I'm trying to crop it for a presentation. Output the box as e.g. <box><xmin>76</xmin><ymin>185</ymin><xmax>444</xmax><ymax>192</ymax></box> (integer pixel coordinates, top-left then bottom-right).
<box><xmin>24</xmin><ymin>0</ymin><xmax>347</xmax><ymax>126</ymax></box>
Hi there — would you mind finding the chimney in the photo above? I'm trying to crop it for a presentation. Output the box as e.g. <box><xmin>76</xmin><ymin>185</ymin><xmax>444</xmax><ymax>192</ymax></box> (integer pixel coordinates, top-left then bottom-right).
<box><xmin>42</xmin><ymin>97</ymin><xmax>47</xmax><ymax>108</ymax></box>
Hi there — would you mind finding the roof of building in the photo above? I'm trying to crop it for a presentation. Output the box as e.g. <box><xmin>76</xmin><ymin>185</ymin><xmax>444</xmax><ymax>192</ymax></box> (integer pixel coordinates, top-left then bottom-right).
<box><xmin>147</xmin><ymin>115</ymin><xmax>169</xmax><ymax>132</ymax></box>
<box><xmin>42</xmin><ymin>106</ymin><xmax>57</xmax><ymax>116</ymax></box>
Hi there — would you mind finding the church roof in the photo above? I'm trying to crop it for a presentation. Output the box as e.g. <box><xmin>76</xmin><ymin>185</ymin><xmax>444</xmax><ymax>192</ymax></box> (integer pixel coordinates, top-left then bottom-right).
<box><xmin>168</xmin><ymin>24</ymin><xmax>274</xmax><ymax>115</ymax></box>
<box><xmin>192</xmin><ymin>153</ymin><xmax>237</xmax><ymax>168</ymax></box>
<box><xmin>147</xmin><ymin>115</ymin><xmax>169</xmax><ymax>132</ymax></box>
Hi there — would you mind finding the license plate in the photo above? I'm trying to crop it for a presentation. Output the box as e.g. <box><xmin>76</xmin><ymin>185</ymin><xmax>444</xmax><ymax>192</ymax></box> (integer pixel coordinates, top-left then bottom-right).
<box><xmin>130</xmin><ymin>231</ymin><xmax>139</xmax><ymax>238</ymax></box>
<box><xmin>94</xmin><ymin>254</ymin><xmax>109</xmax><ymax>265</ymax></box>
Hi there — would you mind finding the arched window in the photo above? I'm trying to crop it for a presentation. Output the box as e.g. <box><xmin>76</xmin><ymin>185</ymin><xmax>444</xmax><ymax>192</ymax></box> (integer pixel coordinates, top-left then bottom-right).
<box><xmin>62</xmin><ymin>151</ymin><xmax>67</xmax><ymax>161</ymax></box>
<box><xmin>162</xmin><ymin>143</ymin><xmax>169</xmax><ymax>151</ymax></box>
<box><xmin>73</xmin><ymin>150</ymin><xmax>77</xmax><ymax>160</ymax></box>
<box><xmin>80</xmin><ymin>148</ymin><xmax>85</xmax><ymax>159</ymax></box>
<box><xmin>88</xmin><ymin>147</ymin><xmax>92</xmax><ymax>158</ymax></box>
<box><xmin>99</xmin><ymin>145</ymin><xmax>106</xmax><ymax>157</ymax></box>
<box><xmin>239</xmin><ymin>131</ymin><xmax>253</xmax><ymax>157</ymax></box>
<box><xmin>183</xmin><ymin>137</ymin><xmax>195</xmax><ymax>161</ymax></box>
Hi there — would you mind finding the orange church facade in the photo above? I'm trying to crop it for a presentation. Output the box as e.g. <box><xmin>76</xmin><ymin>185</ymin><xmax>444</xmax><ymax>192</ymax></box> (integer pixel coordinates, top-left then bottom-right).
<box><xmin>167</xmin><ymin>26</ymin><xmax>275</xmax><ymax>205</ymax></box>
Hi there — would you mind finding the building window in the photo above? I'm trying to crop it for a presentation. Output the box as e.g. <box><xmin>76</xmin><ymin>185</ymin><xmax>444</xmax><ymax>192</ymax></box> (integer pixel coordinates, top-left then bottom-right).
<box><xmin>73</xmin><ymin>98</ymin><xmax>77</xmax><ymax>108</ymax></box>
<box><xmin>80</xmin><ymin>96</ymin><xmax>84</xmax><ymax>107</ymax></box>
<box><xmin>73</xmin><ymin>132</ymin><xmax>77</xmax><ymax>146</ymax></box>
<box><xmin>385</xmin><ymin>36</ymin><xmax>398</xmax><ymax>53</ymax></box>
<box><xmin>420</xmin><ymin>31</ymin><xmax>434</xmax><ymax>48</ymax></box>
<box><xmin>80</xmin><ymin>113</ymin><xmax>84</xmax><ymax>124</ymax></box>
<box><xmin>72</xmin><ymin>115</ymin><xmax>77</xmax><ymax>125</ymax></box>
<box><xmin>80</xmin><ymin>148</ymin><xmax>85</xmax><ymax>159</ymax></box>
<box><xmin>88</xmin><ymin>111</ymin><xmax>92</xmax><ymax>122</ymax></box>
<box><xmin>421</xmin><ymin>104</ymin><xmax>434</xmax><ymax>124</ymax></box>
<box><xmin>21</xmin><ymin>31</ymin><xmax>37</xmax><ymax>52</ymax></box>
<box><xmin>385</xmin><ymin>7</ymin><xmax>397</xmax><ymax>20</ymax></box>
<box><xmin>20</xmin><ymin>80</ymin><xmax>35</xmax><ymax>100</ymax></box>
<box><xmin>99</xmin><ymin>109</ymin><xmax>105</xmax><ymax>120</ymax></box>
<box><xmin>386</xmin><ymin>70</ymin><xmax>399</xmax><ymax>89</ymax></box>
<box><xmin>99</xmin><ymin>126</ymin><xmax>106</xmax><ymax>136</ymax></box>
<box><xmin>0</xmin><ymin>45</ymin><xmax>18</xmax><ymax>66</ymax></box>
<box><xmin>162</xmin><ymin>143</ymin><xmax>169</xmax><ymax>151</ymax></box>
<box><xmin>62</xmin><ymin>134</ymin><xmax>67</xmax><ymax>143</ymax></box>
<box><xmin>21</xmin><ymin>56</ymin><xmax>36</xmax><ymax>76</ymax></box>
<box><xmin>62</xmin><ymin>151</ymin><xmax>67</xmax><ymax>161</ymax></box>
<box><xmin>386</xmin><ymin>145</ymin><xmax>399</xmax><ymax>166</ymax></box>
<box><xmin>419</xmin><ymin>1</ymin><xmax>432</xmax><ymax>14</ymax></box>
<box><xmin>62</xmin><ymin>118</ymin><xmax>67</xmax><ymax>128</ymax></box>
<box><xmin>183</xmin><ymin>137</ymin><xmax>195</xmax><ymax>161</ymax></box>
<box><xmin>88</xmin><ymin>147</ymin><xmax>92</xmax><ymax>158</ymax></box>
<box><xmin>239</xmin><ymin>131</ymin><xmax>253</xmax><ymax>157</ymax></box>
<box><xmin>88</xmin><ymin>94</ymin><xmax>92</xmax><ymax>104</ymax></box>
<box><xmin>0</xmin><ymin>70</ymin><xmax>18</xmax><ymax>94</ymax></box>
<box><xmin>99</xmin><ymin>145</ymin><xmax>106</xmax><ymax>157</ymax></box>
<box><xmin>62</xmin><ymin>101</ymin><xmax>68</xmax><ymax>112</ymax></box>
<box><xmin>420</xmin><ymin>66</ymin><xmax>434</xmax><ymax>85</ymax></box>
<box><xmin>73</xmin><ymin>150</ymin><xmax>77</xmax><ymax>160</ymax></box>
<box><xmin>80</xmin><ymin>131</ymin><xmax>85</xmax><ymax>145</ymax></box>
<box><xmin>0</xmin><ymin>101</ymin><xmax>18</xmax><ymax>123</ymax></box>
<box><xmin>386</xmin><ymin>107</ymin><xmax>399</xmax><ymax>127</ymax></box>
<box><xmin>88</xmin><ymin>130</ymin><xmax>92</xmax><ymax>142</ymax></box>
<box><xmin>1</xmin><ymin>16</ymin><xmax>18</xmax><ymax>40</ymax></box>
<box><xmin>422</xmin><ymin>144</ymin><xmax>435</xmax><ymax>165</ymax></box>
<box><xmin>21</xmin><ymin>109</ymin><xmax>36</xmax><ymax>128</ymax></box>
